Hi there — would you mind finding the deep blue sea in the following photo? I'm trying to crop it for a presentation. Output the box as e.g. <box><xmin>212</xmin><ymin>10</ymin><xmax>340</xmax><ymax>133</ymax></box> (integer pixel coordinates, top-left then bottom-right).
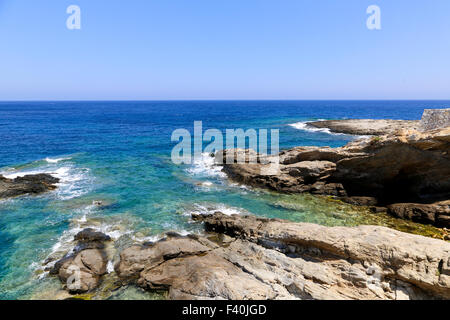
<box><xmin>0</xmin><ymin>100</ymin><xmax>449</xmax><ymax>299</ymax></box>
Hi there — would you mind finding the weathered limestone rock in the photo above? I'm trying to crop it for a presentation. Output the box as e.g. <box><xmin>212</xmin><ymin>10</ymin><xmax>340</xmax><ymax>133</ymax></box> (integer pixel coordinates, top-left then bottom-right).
<box><xmin>116</xmin><ymin>235</ymin><xmax>214</xmax><ymax>280</ymax></box>
<box><xmin>57</xmin><ymin>249</ymin><xmax>107</xmax><ymax>294</ymax></box>
<box><xmin>194</xmin><ymin>213</ymin><xmax>450</xmax><ymax>299</ymax></box>
<box><xmin>419</xmin><ymin>109</ymin><xmax>450</xmax><ymax>132</ymax></box>
<box><xmin>48</xmin><ymin>229</ymin><xmax>111</xmax><ymax>293</ymax></box>
<box><xmin>0</xmin><ymin>174</ymin><xmax>59</xmax><ymax>199</ymax></box>
<box><xmin>308</xmin><ymin>119</ymin><xmax>419</xmax><ymax>136</ymax></box>
<box><xmin>218</xmin><ymin>127</ymin><xmax>450</xmax><ymax>227</ymax></box>
<box><xmin>116</xmin><ymin>213</ymin><xmax>450</xmax><ymax>300</ymax></box>
<box><xmin>387</xmin><ymin>201</ymin><xmax>450</xmax><ymax>227</ymax></box>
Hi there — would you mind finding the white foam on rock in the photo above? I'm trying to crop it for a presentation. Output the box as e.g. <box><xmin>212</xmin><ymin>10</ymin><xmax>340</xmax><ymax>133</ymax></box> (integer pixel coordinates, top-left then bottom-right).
<box><xmin>0</xmin><ymin>157</ymin><xmax>93</xmax><ymax>200</ymax></box>
<box><xmin>186</xmin><ymin>203</ymin><xmax>248</xmax><ymax>217</ymax></box>
<box><xmin>289</xmin><ymin>121</ymin><xmax>371</xmax><ymax>140</ymax></box>
<box><xmin>289</xmin><ymin>121</ymin><xmax>342</xmax><ymax>135</ymax></box>
<box><xmin>37</xmin><ymin>207</ymin><xmax>138</xmax><ymax>277</ymax></box>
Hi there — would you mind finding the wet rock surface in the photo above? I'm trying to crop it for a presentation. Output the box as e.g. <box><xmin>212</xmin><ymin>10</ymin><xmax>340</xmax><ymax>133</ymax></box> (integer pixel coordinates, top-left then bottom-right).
<box><xmin>0</xmin><ymin>173</ymin><xmax>59</xmax><ymax>199</ymax></box>
<box><xmin>115</xmin><ymin>213</ymin><xmax>450</xmax><ymax>300</ymax></box>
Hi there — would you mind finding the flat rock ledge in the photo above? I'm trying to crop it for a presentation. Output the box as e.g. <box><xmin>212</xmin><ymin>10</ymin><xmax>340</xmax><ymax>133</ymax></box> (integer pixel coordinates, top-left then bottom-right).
<box><xmin>0</xmin><ymin>173</ymin><xmax>59</xmax><ymax>199</ymax></box>
<box><xmin>116</xmin><ymin>213</ymin><xmax>450</xmax><ymax>300</ymax></box>
<box><xmin>308</xmin><ymin>119</ymin><xmax>419</xmax><ymax>136</ymax></box>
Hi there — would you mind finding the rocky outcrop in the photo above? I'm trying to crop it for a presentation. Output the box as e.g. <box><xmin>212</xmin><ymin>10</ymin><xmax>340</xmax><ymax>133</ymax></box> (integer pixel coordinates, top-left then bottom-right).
<box><xmin>420</xmin><ymin>109</ymin><xmax>450</xmax><ymax>132</ymax></box>
<box><xmin>56</xmin><ymin>249</ymin><xmax>108</xmax><ymax>294</ymax></box>
<box><xmin>48</xmin><ymin>229</ymin><xmax>111</xmax><ymax>294</ymax></box>
<box><xmin>116</xmin><ymin>213</ymin><xmax>450</xmax><ymax>300</ymax></box>
<box><xmin>387</xmin><ymin>201</ymin><xmax>450</xmax><ymax>228</ymax></box>
<box><xmin>219</xmin><ymin>127</ymin><xmax>450</xmax><ymax>227</ymax></box>
<box><xmin>308</xmin><ymin>119</ymin><xmax>419</xmax><ymax>135</ymax></box>
<box><xmin>0</xmin><ymin>174</ymin><xmax>59</xmax><ymax>199</ymax></box>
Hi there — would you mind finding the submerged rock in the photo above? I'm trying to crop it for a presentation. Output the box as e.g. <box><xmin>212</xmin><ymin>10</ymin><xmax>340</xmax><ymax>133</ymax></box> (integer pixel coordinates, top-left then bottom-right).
<box><xmin>74</xmin><ymin>228</ymin><xmax>112</xmax><ymax>243</ymax></box>
<box><xmin>0</xmin><ymin>173</ymin><xmax>59</xmax><ymax>199</ymax></box>
<box><xmin>116</xmin><ymin>213</ymin><xmax>450</xmax><ymax>300</ymax></box>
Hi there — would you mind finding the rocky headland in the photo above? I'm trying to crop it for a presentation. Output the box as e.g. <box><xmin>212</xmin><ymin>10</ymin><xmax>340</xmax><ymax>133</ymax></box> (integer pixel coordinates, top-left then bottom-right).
<box><xmin>0</xmin><ymin>173</ymin><xmax>59</xmax><ymax>199</ymax></box>
<box><xmin>308</xmin><ymin>119</ymin><xmax>419</xmax><ymax>135</ymax></box>
<box><xmin>219</xmin><ymin>118</ymin><xmax>450</xmax><ymax>227</ymax></box>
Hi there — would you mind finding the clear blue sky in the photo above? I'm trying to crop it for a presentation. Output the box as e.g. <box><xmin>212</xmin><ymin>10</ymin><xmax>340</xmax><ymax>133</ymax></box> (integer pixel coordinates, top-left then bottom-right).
<box><xmin>0</xmin><ymin>0</ymin><xmax>449</xmax><ymax>100</ymax></box>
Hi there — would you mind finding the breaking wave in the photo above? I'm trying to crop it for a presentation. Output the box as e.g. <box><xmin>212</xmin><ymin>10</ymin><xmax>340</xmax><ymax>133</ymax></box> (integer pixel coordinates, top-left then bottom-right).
<box><xmin>0</xmin><ymin>156</ymin><xmax>93</xmax><ymax>200</ymax></box>
<box><xmin>186</xmin><ymin>152</ymin><xmax>226</xmax><ymax>178</ymax></box>
<box><xmin>289</xmin><ymin>121</ymin><xmax>344</xmax><ymax>135</ymax></box>
<box><xmin>184</xmin><ymin>202</ymin><xmax>249</xmax><ymax>217</ymax></box>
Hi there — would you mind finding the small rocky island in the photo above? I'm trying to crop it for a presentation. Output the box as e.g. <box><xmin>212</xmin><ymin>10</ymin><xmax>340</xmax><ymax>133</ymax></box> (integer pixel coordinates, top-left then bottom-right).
<box><xmin>0</xmin><ymin>173</ymin><xmax>59</xmax><ymax>199</ymax></box>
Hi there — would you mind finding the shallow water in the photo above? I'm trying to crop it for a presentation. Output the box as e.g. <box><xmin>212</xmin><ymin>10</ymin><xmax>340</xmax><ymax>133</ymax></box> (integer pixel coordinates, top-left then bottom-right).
<box><xmin>0</xmin><ymin>100</ymin><xmax>448</xmax><ymax>299</ymax></box>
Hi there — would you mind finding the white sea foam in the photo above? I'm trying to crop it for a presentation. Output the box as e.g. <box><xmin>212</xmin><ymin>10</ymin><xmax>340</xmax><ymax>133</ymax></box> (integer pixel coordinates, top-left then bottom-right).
<box><xmin>229</xmin><ymin>182</ymin><xmax>253</xmax><ymax>191</ymax></box>
<box><xmin>186</xmin><ymin>152</ymin><xmax>225</xmax><ymax>178</ymax></box>
<box><xmin>38</xmin><ymin>207</ymin><xmax>136</xmax><ymax>276</ymax></box>
<box><xmin>106</xmin><ymin>261</ymin><xmax>114</xmax><ymax>274</ymax></box>
<box><xmin>1</xmin><ymin>169</ymin><xmax>45</xmax><ymax>179</ymax></box>
<box><xmin>131</xmin><ymin>229</ymin><xmax>197</xmax><ymax>244</ymax></box>
<box><xmin>45</xmin><ymin>156</ymin><xmax>71</xmax><ymax>164</ymax></box>
<box><xmin>186</xmin><ymin>203</ymin><xmax>248</xmax><ymax>217</ymax></box>
<box><xmin>132</xmin><ymin>234</ymin><xmax>162</xmax><ymax>243</ymax></box>
<box><xmin>52</xmin><ymin>167</ymin><xmax>92</xmax><ymax>200</ymax></box>
<box><xmin>0</xmin><ymin>157</ymin><xmax>93</xmax><ymax>200</ymax></box>
<box><xmin>289</xmin><ymin>121</ymin><xmax>371</xmax><ymax>140</ymax></box>
<box><xmin>289</xmin><ymin>121</ymin><xmax>342</xmax><ymax>135</ymax></box>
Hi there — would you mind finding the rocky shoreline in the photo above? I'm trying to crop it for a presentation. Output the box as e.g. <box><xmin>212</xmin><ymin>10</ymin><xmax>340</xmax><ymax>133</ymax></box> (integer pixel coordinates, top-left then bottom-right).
<box><xmin>48</xmin><ymin>212</ymin><xmax>450</xmax><ymax>300</ymax></box>
<box><xmin>219</xmin><ymin>124</ymin><xmax>450</xmax><ymax>228</ymax></box>
<box><xmin>21</xmin><ymin>111</ymin><xmax>450</xmax><ymax>300</ymax></box>
<box><xmin>46</xmin><ymin>228</ymin><xmax>112</xmax><ymax>294</ymax></box>
<box><xmin>0</xmin><ymin>173</ymin><xmax>59</xmax><ymax>199</ymax></box>
<box><xmin>40</xmin><ymin>115</ymin><xmax>450</xmax><ymax>300</ymax></box>
<box><xmin>308</xmin><ymin>119</ymin><xmax>419</xmax><ymax>135</ymax></box>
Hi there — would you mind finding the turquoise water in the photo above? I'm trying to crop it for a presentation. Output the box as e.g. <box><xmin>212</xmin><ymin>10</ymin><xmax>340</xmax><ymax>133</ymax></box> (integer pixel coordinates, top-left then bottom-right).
<box><xmin>0</xmin><ymin>100</ymin><xmax>448</xmax><ymax>299</ymax></box>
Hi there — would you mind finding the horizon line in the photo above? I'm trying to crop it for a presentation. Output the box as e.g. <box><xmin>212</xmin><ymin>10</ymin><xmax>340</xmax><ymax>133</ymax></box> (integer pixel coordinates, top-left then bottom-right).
<box><xmin>0</xmin><ymin>99</ymin><xmax>450</xmax><ymax>103</ymax></box>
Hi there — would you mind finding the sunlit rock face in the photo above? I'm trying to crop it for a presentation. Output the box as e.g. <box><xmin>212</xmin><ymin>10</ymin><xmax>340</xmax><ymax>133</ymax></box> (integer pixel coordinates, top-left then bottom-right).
<box><xmin>420</xmin><ymin>108</ymin><xmax>450</xmax><ymax>132</ymax></box>
<box><xmin>115</xmin><ymin>213</ymin><xmax>450</xmax><ymax>300</ymax></box>
<box><xmin>218</xmin><ymin>125</ymin><xmax>450</xmax><ymax>227</ymax></box>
